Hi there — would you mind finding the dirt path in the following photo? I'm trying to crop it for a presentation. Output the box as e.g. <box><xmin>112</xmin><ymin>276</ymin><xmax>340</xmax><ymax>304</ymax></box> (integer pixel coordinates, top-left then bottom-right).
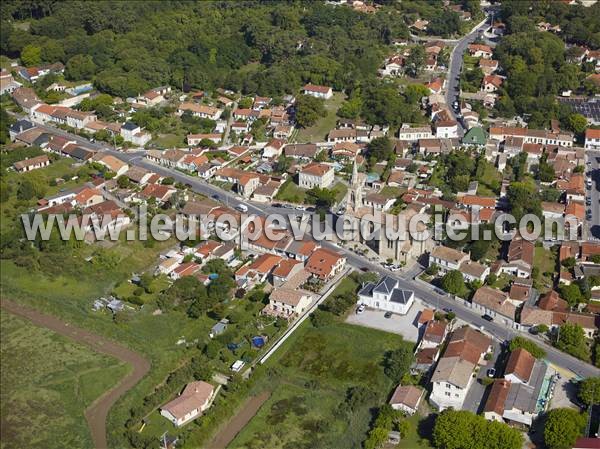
<box><xmin>1</xmin><ymin>300</ymin><xmax>150</xmax><ymax>449</ymax></box>
<box><xmin>208</xmin><ymin>391</ymin><xmax>271</xmax><ymax>449</ymax></box>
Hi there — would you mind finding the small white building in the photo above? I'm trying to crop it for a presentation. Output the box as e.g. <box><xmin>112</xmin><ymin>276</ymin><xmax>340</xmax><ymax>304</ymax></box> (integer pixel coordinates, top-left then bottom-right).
<box><xmin>358</xmin><ymin>276</ymin><xmax>415</xmax><ymax>315</ymax></box>
<box><xmin>389</xmin><ymin>385</ymin><xmax>423</xmax><ymax>415</ymax></box>
<box><xmin>585</xmin><ymin>128</ymin><xmax>600</xmax><ymax>150</ymax></box>
<box><xmin>302</xmin><ymin>83</ymin><xmax>333</xmax><ymax>99</ymax></box>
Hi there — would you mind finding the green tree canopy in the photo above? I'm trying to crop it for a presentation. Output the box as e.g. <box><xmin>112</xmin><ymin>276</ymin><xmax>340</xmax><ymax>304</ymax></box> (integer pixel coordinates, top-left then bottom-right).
<box><xmin>544</xmin><ymin>408</ymin><xmax>586</xmax><ymax>449</ymax></box>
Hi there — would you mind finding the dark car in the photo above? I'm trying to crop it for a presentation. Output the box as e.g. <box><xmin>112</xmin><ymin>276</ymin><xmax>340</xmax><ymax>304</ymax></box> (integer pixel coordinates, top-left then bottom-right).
<box><xmin>482</xmin><ymin>314</ymin><xmax>494</xmax><ymax>322</ymax></box>
<box><xmin>211</xmin><ymin>194</ymin><xmax>220</xmax><ymax>200</ymax></box>
<box><xmin>360</xmin><ymin>267</ymin><xmax>369</xmax><ymax>272</ymax></box>
<box><xmin>272</xmin><ymin>203</ymin><xmax>282</xmax><ymax>208</ymax></box>
<box><xmin>384</xmin><ymin>311</ymin><xmax>393</xmax><ymax>319</ymax></box>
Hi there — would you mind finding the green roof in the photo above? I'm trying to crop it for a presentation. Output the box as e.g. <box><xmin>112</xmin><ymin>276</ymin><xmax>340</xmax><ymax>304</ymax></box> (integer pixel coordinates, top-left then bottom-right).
<box><xmin>463</xmin><ymin>127</ymin><xmax>487</xmax><ymax>146</ymax></box>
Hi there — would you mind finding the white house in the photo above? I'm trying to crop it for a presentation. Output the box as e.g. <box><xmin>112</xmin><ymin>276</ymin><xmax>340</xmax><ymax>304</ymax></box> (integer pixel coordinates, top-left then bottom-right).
<box><xmin>302</xmin><ymin>84</ymin><xmax>333</xmax><ymax>99</ymax></box>
<box><xmin>397</xmin><ymin>125</ymin><xmax>434</xmax><ymax>142</ymax></box>
<box><xmin>429</xmin><ymin>245</ymin><xmax>469</xmax><ymax>274</ymax></box>
<box><xmin>585</xmin><ymin>128</ymin><xmax>600</xmax><ymax>150</ymax></box>
<box><xmin>298</xmin><ymin>162</ymin><xmax>334</xmax><ymax>189</ymax></box>
<box><xmin>160</xmin><ymin>381</ymin><xmax>215</xmax><ymax>427</ymax></box>
<box><xmin>389</xmin><ymin>385</ymin><xmax>423</xmax><ymax>415</ymax></box>
<box><xmin>434</xmin><ymin>120</ymin><xmax>459</xmax><ymax>139</ymax></box>
<box><xmin>13</xmin><ymin>155</ymin><xmax>50</xmax><ymax>172</ymax></box>
<box><xmin>120</xmin><ymin>121</ymin><xmax>151</xmax><ymax>146</ymax></box>
<box><xmin>262</xmin><ymin>138</ymin><xmax>285</xmax><ymax>159</ymax></box>
<box><xmin>358</xmin><ymin>276</ymin><xmax>415</xmax><ymax>315</ymax></box>
<box><xmin>262</xmin><ymin>288</ymin><xmax>312</xmax><ymax>320</ymax></box>
<box><xmin>429</xmin><ymin>357</ymin><xmax>475</xmax><ymax>410</ymax></box>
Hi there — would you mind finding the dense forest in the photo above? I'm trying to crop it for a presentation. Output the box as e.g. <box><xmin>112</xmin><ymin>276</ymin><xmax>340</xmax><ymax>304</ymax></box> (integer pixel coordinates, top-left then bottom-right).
<box><xmin>0</xmin><ymin>1</ymin><xmax>410</xmax><ymax>98</ymax></box>
<box><xmin>492</xmin><ymin>0</ymin><xmax>600</xmax><ymax>129</ymax></box>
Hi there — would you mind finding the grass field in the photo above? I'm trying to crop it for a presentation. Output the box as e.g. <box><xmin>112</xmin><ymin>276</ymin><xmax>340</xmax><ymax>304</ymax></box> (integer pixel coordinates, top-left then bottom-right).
<box><xmin>534</xmin><ymin>246</ymin><xmax>557</xmax><ymax>293</ymax></box>
<box><xmin>229</xmin><ymin>317</ymin><xmax>411</xmax><ymax>449</ymax></box>
<box><xmin>0</xmin><ymin>311</ymin><xmax>129</xmax><ymax>449</ymax></box>
<box><xmin>276</xmin><ymin>180</ymin><xmax>347</xmax><ymax>205</ymax></box>
<box><xmin>296</xmin><ymin>92</ymin><xmax>346</xmax><ymax>143</ymax></box>
<box><xmin>151</xmin><ymin>133</ymin><xmax>186</xmax><ymax>149</ymax></box>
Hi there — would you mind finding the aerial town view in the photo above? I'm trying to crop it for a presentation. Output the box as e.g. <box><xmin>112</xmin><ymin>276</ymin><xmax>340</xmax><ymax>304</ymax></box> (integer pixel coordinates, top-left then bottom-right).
<box><xmin>1</xmin><ymin>1</ymin><xmax>600</xmax><ymax>448</ymax></box>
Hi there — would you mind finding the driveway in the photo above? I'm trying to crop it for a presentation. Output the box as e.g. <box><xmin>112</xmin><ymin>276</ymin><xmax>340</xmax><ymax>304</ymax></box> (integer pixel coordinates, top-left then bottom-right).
<box><xmin>462</xmin><ymin>339</ymin><xmax>502</xmax><ymax>413</ymax></box>
<box><xmin>345</xmin><ymin>300</ymin><xmax>425</xmax><ymax>342</ymax></box>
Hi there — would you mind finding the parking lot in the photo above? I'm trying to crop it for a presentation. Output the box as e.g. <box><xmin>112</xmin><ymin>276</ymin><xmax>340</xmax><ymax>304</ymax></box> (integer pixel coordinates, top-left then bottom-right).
<box><xmin>345</xmin><ymin>299</ymin><xmax>426</xmax><ymax>342</ymax></box>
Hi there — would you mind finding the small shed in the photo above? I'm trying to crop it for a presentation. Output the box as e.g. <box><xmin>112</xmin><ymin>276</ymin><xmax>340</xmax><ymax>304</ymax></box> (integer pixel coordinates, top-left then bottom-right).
<box><xmin>210</xmin><ymin>319</ymin><xmax>229</xmax><ymax>338</ymax></box>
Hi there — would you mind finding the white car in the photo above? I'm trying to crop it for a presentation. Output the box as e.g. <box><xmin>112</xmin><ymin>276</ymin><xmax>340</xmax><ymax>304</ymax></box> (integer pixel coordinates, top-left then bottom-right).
<box><xmin>356</xmin><ymin>304</ymin><xmax>366</xmax><ymax>314</ymax></box>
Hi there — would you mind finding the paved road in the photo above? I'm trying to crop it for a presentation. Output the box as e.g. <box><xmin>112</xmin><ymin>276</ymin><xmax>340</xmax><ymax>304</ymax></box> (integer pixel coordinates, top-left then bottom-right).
<box><xmin>444</xmin><ymin>17</ymin><xmax>491</xmax><ymax>133</ymax></box>
<box><xmin>27</xmin><ymin>121</ymin><xmax>600</xmax><ymax>379</ymax></box>
<box><xmin>586</xmin><ymin>150</ymin><xmax>600</xmax><ymax>240</ymax></box>
<box><xmin>1</xmin><ymin>299</ymin><xmax>151</xmax><ymax>449</ymax></box>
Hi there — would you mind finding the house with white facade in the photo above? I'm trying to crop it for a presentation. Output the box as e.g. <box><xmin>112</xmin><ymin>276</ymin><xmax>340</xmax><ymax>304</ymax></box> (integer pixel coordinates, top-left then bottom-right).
<box><xmin>358</xmin><ymin>276</ymin><xmax>415</xmax><ymax>315</ymax></box>
<box><xmin>262</xmin><ymin>288</ymin><xmax>312</xmax><ymax>320</ymax></box>
<box><xmin>585</xmin><ymin>128</ymin><xmax>600</xmax><ymax>150</ymax></box>
<box><xmin>298</xmin><ymin>163</ymin><xmax>334</xmax><ymax>189</ymax></box>
<box><xmin>120</xmin><ymin>121</ymin><xmax>151</xmax><ymax>146</ymax></box>
<box><xmin>302</xmin><ymin>84</ymin><xmax>333</xmax><ymax>99</ymax></box>
<box><xmin>160</xmin><ymin>381</ymin><xmax>215</xmax><ymax>427</ymax></box>
<box><xmin>429</xmin><ymin>245</ymin><xmax>469</xmax><ymax>274</ymax></box>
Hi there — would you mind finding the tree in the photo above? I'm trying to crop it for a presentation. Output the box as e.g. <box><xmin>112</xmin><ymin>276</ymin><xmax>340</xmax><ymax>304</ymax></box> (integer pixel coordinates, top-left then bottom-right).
<box><xmin>295</xmin><ymin>94</ymin><xmax>326</xmax><ymax>128</ymax></box>
<box><xmin>441</xmin><ymin>270</ymin><xmax>467</xmax><ymax>297</ymax></box>
<box><xmin>508</xmin><ymin>336</ymin><xmax>546</xmax><ymax>358</ymax></box>
<box><xmin>578</xmin><ymin>377</ymin><xmax>600</xmax><ymax>407</ymax></box>
<box><xmin>405</xmin><ymin>46</ymin><xmax>425</xmax><ymax>77</ymax></box>
<box><xmin>568</xmin><ymin>114</ymin><xmax>588</xmax><ymax>134</ymax></box>
<box><xmin>559</xmin><ymin>283</ymin><xmax>584</xmax><ymax>307</ymax></box>
<box><xmin>383</xmin><ymin>346</ymin><xmax>414</xmax><ymax>383</ymax></box>
<box><xmin>366</xmin><ymin>136</ymin><xmax>393</xmax><ymax>166</ymax></box>
<box><xmin>65</xmin><ymin>54</ymin><xmax>97</xmax><ymax>80</ymax></box>
<box><xmin>116</xmin><ymin>175</ymin><xmax>130</xmax><ymax>189</ymax></box>
<box><xmin>306</xmin><ymin>186</ymin><xmax>336</xmax><ymax>212</ymax></box>
<box><xmin>433</xmin><ymin>409</ymin><xmax>522</xmax><ymax>449</ymax></box>
<box><xmin>21</xmin><ymin>44</ymin><xmax>41</xmax><ymax>66</ymax></box>
<box><xmin>544</xmin><ymin>408</ymin><xmax>586</xmax><ymax>449</ymax></box>
<box><xmin>555</xmin><ymin>323</ymin><xmax>590</xmax><ymax>361</ymax></box>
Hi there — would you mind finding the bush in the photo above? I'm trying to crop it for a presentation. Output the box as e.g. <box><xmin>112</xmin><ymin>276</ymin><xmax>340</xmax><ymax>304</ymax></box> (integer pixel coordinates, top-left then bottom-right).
<box><xmin>509</xmin><ymin>336</ymin><xmax>546</xmax><ymax>359</ymax></box>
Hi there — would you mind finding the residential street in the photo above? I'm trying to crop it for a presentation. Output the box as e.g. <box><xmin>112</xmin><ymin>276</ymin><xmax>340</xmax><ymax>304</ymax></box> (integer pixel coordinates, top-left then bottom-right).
<box><xmin>27</xmin><ymin>120</ymin><xmax>600</xmax><ymax>379</ymax></box>
<box><xmin>444</xmin><ymin>16</ymin><xmax>492</xmax><ymax>133</ymax></box>
<box><xmin>586</xmin><ymin>150</ymin><xmax>600</xmax><ymax>240</ymax></box>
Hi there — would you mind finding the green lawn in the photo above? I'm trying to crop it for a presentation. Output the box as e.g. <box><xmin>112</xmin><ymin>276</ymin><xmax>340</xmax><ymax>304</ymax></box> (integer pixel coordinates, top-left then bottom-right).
<box><xmin>151</xmin><ymin>133</ymin><xmax>186</xmax><ymax>149</ymax></box>
<box><xmin>534</xmin><ymin>246</ymin><xmax>557</xmax><ymax>293</ymax></box>
<box><xmin>275</xmin><ymin>179</ymin><xmax>307</xmax><ymax>204</ymax></box>
<box><xmin>397</xmin><ymin>414</ymin><xmax>435</xmax><ymax>449</ymax></box>
<box><xmin>0</xmin><ymin>311</ymin><xmax>129</xmax><ymax>449</ymax></box>
<box><xmin>275</xmin><ymin>180</ymin><xmax>347</xmax><ymax>205</ymax></box>
<box><xmin>296</xmin><ymin>92</ymin><xmax>346</xmax><ymax>143</ymax></box>
<box><xmin>229</xmin><ymin>318</ymin><xmax>412</xmax><ymax>449</ymax></box>
<box><xmin>380</xmin><ymin>186</ymin><xmax>406</xmax><ymax>199</ymax></box>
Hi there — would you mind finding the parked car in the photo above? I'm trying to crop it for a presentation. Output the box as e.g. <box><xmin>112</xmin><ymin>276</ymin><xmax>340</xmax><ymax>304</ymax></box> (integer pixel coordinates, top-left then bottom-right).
<box><xmin>384</xmin><ymin>311</ymin><xmax>393</xmax><ymax>319</ymax></box>
<box><xmin>482</xmin><ymin>314</ymin><xmax>494</xmax><ymax>322</ymax></box>
<box><xmin>356</xmin><ymin>304</ymin><xmax>366</xmax><ymax>314</ymax></box>
<box><xmin>487</xmin><ymin>368</ymin><xmax>496</xmax><ymax>378</ymax></box>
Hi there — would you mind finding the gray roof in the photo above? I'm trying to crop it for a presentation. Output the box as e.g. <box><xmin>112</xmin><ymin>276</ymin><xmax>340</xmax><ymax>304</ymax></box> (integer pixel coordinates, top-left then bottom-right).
<box><xmin>390</xmin><ymin>289</ymin><xmax>413</xmax><ymax>304</ymax></box>
<box><xmin>10</xmin><ymin>119</ymin><xmax>34</xmax><ymax>134</ymax></box>
<box><xmin>504</xmin><ymin>360</ymin><xmax>548</xmax><ymax>413</ymax></box>
<box><xmin>373</xmin><ymin>276</ymin><xmax>398</xmax><ymax>295</ymax></box>
<box><xmin>122</xmin><ymin>121</ymin><xmax>139</xmax><ymax>131</ymax></box>
<box><xmin>358</xmin><ymin>282</ymin><xmax>376</xmax><ymax>297</ymax></box>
